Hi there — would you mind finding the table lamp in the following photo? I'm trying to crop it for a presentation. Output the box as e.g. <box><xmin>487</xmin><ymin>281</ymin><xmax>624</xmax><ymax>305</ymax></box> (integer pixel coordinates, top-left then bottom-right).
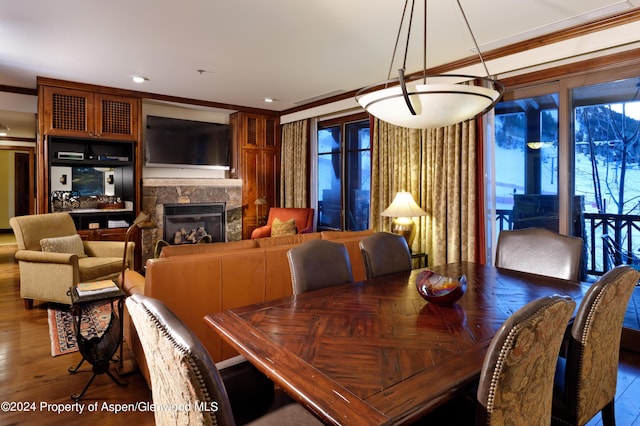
<box><xmin>254</xmin><ymin>196</ymin><xmax>268</xmax><ymax>226</ymax></box>
<box><xmin>380</xmin><ymin>191</ymin><xmax>427</xmax><ymax>247</ymax></box>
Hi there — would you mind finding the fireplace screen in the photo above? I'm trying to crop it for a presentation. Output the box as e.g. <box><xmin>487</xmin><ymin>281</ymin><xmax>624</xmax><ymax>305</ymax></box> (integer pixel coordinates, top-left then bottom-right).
<box><xmin>163</xmin><ymin>203</ymin><xmax>225</xmax><ymax>244</ymax></box>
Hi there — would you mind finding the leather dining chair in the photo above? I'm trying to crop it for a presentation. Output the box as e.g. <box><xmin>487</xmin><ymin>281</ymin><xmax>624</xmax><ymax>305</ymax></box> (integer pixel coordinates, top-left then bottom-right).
<box><xmin>495</xmin><ymin>227</ymin><xmax>584</xmax><ymax>281</ymax></box>
<box><xmin>476</xmin><ymin>294</ymin><xmax>576</xmax><ymax>425</ymax></box>
<box><xmin>551</xmin><ymin>265</ymin><xmax>640</xmax><ymax>426</ymax></box>
<box><xmin>287</xmin><ymin>239</ymin><xmax>353</xmax><ymax>294</ymax></box>
<box><xmin>359</xmin><ymin>231</ymin><xmax>412</xmax><ymax>279</ymax></box>
<box><xmin>126</xmin><ymin>293</ymin><xmax>321</xmax><ymax>426</ymax></box>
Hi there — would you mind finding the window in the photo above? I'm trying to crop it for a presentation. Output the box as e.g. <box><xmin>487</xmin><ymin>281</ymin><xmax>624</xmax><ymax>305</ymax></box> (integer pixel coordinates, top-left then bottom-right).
<box><xmin>317</xmin><ymin>116</ymin><xmax>370</xmax><ymax>231</ymax></box>
<box><xmin>492</xmin><ymin>90</ymin><xmax>559</xmax><ymax>237</ymax></box>
<box><xmin>488</xmin><ymin>71</ymin><xmax>640</xmax><ymax>280</ymax></box>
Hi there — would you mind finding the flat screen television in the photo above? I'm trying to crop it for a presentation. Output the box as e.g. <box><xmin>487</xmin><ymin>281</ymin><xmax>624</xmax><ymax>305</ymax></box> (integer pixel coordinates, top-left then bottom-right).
<box><xmin>145</xmin><ymin>115</ymin><xmax>231</xmax><ymax>170</ymax></box>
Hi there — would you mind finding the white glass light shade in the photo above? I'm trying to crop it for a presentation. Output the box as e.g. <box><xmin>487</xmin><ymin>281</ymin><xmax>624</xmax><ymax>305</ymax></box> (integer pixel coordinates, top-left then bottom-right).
<box><xmin>357</xmin><ymin>81</ymin><xmax>501</xmax><ymax>129</ymax></box>
<box><xmin>381</xmin><ymin>192</ymin><xmax>427</xmax><ymax>218</ymax></box>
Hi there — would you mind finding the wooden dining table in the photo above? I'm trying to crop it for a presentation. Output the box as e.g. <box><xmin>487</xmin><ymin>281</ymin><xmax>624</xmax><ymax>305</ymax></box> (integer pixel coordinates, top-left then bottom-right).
<box><xmin>204</xmin><ymin>262</ymin><xmax>589</xmax><ymax>425</ymax></box>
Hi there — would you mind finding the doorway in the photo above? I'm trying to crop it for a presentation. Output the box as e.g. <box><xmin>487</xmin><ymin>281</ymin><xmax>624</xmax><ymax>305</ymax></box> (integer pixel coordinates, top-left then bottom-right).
<box><xmin>0</xmin><ymin>145</ymin><xmax>35</xmax><ymax>230</ymax></box>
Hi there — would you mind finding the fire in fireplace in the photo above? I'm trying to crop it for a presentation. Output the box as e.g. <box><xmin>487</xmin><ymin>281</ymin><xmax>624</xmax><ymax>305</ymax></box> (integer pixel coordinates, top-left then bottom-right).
<box><xmin>163</xmin><ymin>203</ymin><xmax>225</xmax><ymax>244</ymax></box>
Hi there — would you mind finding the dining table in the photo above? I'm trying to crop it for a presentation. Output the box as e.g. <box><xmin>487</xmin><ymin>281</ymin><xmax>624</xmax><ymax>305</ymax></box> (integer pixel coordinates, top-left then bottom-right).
<box><xmin>204</xmin><ymin>261</ymin><xmax>590</xmax><ymax>425</ymax></box>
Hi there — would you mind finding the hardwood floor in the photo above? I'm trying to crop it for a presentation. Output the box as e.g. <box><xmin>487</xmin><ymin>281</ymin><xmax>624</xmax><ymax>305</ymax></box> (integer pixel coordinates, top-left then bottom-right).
<box><xmin>0</xmin><ymin>245</ymin><xmax>154</xmax><ymax>425</ymax></box>
<box><xmin>0</xmin><ymin>243</ymin><xmax>639</xmax><ymax>425</ymax></box>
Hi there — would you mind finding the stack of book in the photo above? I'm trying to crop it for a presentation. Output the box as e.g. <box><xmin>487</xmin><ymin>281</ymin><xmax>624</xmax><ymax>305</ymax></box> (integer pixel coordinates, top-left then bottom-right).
<box><xmin>76</xmin><ymin>280</ymin><xmax>119</xmax><ymax>297</ymax></box>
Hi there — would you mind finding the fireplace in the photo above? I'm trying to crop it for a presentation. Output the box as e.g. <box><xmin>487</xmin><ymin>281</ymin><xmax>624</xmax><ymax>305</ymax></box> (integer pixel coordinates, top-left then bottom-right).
<box><xmin>164</xmin><ymin>203</ymin><xmax>225</xmax><ymax>244</ymax></box>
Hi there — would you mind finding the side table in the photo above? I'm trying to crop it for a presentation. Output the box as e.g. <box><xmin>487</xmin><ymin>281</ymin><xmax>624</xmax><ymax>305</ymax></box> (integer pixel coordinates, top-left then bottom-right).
<box><xmin>67</xmin><ymin>285</ymin><xmax>128</xmax><ymax>400</ymax></box>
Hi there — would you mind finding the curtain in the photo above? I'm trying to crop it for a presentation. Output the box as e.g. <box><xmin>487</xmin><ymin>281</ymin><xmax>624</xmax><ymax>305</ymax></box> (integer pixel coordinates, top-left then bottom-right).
<box><xmin>280</xmin><ymin>119</ymin><xmax>308</xmax><ymax>207</ymax></box>
<box><xmin>372</xmin><ymin>118</ymin><xmax>479</xmax><ymax>267</ymax></box>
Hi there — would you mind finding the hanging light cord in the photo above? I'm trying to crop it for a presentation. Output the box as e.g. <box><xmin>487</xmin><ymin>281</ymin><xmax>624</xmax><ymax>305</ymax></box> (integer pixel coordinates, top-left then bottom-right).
<box><xmin>455</xmin><ymin>0</ymin><xmax>492</xmax><ymax>79</ymax></box>
<box><xmin>387</xmin><ymin>0</ymin><xmax>412</xmax><ymax>81</ymax></box>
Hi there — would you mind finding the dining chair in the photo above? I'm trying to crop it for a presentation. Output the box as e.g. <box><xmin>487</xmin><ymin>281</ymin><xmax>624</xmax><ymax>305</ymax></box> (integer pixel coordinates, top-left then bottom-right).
<box><xmin>495</xmin><ymin>227</ymin><xmax>583</xmax><ymax>281</ymax></box>
<box><xmin>359</xmin><ymin>231</ymin><xmax>412</xmax><ymax>279</ymax></box>
<box><xmin>287</xmin><ymin>239</ymin><xmax>353</xmax><ymax>294</ymax></box>
<box><xmin>476</xmin><ymin>294</ymin><xmax>576</xmax><ymax>425</ymax></box>
<box><xmin>125</xmin><ymin>293</ymin><xmax>321</xmax><ymax>426</ymax></box>
<box><xmin>551</xmin><ymin>265</ymin><xmax>640</xmax><ymax>426</ymax></box>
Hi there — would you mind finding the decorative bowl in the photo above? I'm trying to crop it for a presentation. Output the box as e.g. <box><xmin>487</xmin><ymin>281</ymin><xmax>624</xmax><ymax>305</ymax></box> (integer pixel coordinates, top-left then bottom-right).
<box><xmin>415</xmin><ymin>269</ymin><xmax>467</xmax><ymax>305</ymax></box>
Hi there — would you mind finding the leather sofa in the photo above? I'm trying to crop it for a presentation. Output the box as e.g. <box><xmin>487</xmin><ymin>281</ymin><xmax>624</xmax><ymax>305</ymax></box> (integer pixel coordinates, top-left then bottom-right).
<box><xmin>122</xmin><ymin>229</ymin><xmax>374</xmax><ymax>386</ymax></box>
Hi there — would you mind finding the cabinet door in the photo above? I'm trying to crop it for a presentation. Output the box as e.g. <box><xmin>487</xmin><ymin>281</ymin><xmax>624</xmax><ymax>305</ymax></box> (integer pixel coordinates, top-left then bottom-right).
<box><xmin>241</xmin><ymin>113</ymin><xmax>260</xmax><ymax>149</ymax></box>
<box><xmin>260</xmin><ymin>149</ymin><xmax>280</xmax><ymax>212</ymax></box>
<box><xmin>42</xmin><ymin>87</ymin><xmax>95</xmax><ymax>138</ymax></box>
<box><xmin>94</xmin><ymin>94</ymin><xmax>139</xmax><ymax>141</ymax></box>
<box><xmin>241</xmin><ymin>149</ymin><xmax>261</xmax><ymax>239</ymax></box>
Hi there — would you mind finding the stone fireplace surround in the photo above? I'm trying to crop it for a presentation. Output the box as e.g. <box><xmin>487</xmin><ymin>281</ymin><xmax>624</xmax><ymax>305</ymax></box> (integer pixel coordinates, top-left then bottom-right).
<box><xmin>140</xmin><ymin>178</ymin><xmax>242</xmax><ymax>263</ymax></box>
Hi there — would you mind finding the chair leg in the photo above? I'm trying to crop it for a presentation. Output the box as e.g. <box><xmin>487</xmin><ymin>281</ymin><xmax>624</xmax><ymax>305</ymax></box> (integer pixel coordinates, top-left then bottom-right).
<box><xmin>602</xmin><ymin>400</ymin><xmax>616</xmax><ymax>426</ymax></box>
<box><xmin>23</xmin><ymin>299</ymin><xmax>33</xmax><ymax>310</ymax></box>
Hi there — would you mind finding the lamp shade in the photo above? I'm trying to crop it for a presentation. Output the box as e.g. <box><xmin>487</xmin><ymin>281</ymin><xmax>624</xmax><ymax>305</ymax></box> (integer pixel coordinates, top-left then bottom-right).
<box><xmin>358</xmin><ymin>79</ymin><xmax>502</xmax><ymax>129</ymax></box>
<box><xmin>381</xmin><ymin>192</ymin><xmax>427</xmax><ymax>218</ymax></box>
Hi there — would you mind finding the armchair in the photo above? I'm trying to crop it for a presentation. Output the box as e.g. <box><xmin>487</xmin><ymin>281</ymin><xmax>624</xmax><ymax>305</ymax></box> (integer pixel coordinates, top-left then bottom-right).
<box><xmin>10</xmin><ymin>212</ymin><xmax>134</xmax><ymax>309</ymax></box>
<box><xmin>251</xmin><ymin>207</ymin><xmax>314</xmax><ymax>239</ymax></box>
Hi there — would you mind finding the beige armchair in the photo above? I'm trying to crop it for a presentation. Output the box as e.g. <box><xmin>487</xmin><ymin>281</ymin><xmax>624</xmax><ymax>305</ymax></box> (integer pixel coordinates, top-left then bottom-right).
<box><xmin>10</xmin><ymin>212</ymin><xmax>134</xmax><ymax>309</ymax></box>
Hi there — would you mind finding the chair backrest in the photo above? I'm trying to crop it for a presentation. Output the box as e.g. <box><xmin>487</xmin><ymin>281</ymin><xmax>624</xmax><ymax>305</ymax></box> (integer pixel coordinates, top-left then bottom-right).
<box><xmin>558</xmin><ymin>265</ymin><xmax>640</xmax><ymax>425</ymax></box>
<box><xmin>9</xmin><ymin>212</ymin><xmax>78</xmax><ymax>251</ymax></box>
<box><xmin>287</xmin><ymin>239</ymin><xmax>353</xmax><ymax>294</ymax></box>
<box><xmin>476</xmin><ymin>294</ymin><xmax>576</xmax><ymax>425</ymax></box>
<box><xmin>266</xmin><ymin>207</ymin><xmax>315</xmax><ymax>234</ymax></box>
<box><xmin>359</xmin><ymin>232</ymin><xmax>412</xmax><ymax>279</ymax></box>
<box><xmin>125</xmin><ymin>293</ymin><xmax>237</xmax><ymax>426</ymax></box>
<box><xmin>495</xmin><ymin>227</ymin><xmax>583</xmax><ymax>281</ymax></box>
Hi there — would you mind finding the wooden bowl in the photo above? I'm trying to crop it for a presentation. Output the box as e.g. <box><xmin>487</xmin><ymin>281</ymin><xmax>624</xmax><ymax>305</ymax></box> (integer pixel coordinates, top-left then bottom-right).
<box><xmin>415</xmin><ymin>270</ymin><xmax>467</xmax><ymax>305</ymax></box>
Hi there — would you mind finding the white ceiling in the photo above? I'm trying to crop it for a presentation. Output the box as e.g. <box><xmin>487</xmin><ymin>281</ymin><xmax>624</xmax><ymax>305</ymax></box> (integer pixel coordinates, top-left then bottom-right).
<box><xmin>1</xmin><ymin>0</ymin><xmax>640</xmax><ymax>137</ymax></box>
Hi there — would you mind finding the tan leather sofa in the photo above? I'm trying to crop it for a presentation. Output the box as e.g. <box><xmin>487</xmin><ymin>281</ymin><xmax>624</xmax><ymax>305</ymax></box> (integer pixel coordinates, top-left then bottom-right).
<box><xmin>122</xmin><ymin>229</ymin><xmax>374</xmax><ymax>386</ymax></box>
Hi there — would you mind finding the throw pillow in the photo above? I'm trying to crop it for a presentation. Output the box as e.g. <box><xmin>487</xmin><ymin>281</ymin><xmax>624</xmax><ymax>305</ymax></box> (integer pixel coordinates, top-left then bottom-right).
<box><xmin>271</xmin><ymin>218</ymin><xmax>297</xmax><ymax>236</ymax></box>
<box><xmin>40</xmin><ymin>234</ymin><xmax>87</xmax><ymax>257</ymax></box>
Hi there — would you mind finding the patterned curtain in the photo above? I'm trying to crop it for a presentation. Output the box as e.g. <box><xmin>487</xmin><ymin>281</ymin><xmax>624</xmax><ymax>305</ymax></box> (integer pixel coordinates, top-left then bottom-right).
<box><xmin>280</xmin><ymin>119</ymin><xmax>308</xmax><ymax>207</ymax></box>
<box><xmin>371</xmin><ymin>119</ymin><xmax>479</xmax><ymax>267</ymax></box>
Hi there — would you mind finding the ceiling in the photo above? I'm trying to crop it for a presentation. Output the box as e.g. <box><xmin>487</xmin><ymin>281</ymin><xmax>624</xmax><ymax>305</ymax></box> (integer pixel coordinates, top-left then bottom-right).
<box><xmin>1</xmin><ymin>0</ymin><xmax>640</xmax><ymax>138</ymax></box>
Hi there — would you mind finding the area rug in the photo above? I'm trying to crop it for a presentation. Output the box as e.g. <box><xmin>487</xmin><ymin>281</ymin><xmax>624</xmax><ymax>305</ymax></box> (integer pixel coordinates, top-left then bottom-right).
<box><xmin>47</xmin><ymin>302</ymin><xmax>114</xmax><ymax>357</ymax></box>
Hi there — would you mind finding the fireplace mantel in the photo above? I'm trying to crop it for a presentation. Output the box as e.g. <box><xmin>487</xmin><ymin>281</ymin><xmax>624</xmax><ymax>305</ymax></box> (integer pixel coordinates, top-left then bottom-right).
<box><xmin>140</xmin><ymin>178</ymin><xmax>242</xmax><ymax>263</ymax></box>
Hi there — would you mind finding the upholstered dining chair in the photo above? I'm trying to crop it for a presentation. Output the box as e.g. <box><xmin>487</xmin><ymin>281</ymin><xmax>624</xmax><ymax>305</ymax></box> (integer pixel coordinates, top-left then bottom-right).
<box><xmin>551</xmin><ymin>265</ymin><xmax>640</xmax><ymax>426</ymax></box>
<box><xmin>359</xmin><ymin>231</ymin><xmax>412</xmax><ymax>279</ymax></box>
<box><xmin>287</xmin><ymin>239</ymin><xmax>353</xmax><ymax>294</ymax></box>
<box><xmin>126</xmin><ymin>293</ymin><xmax>321</xmax><ymax>426</ymax></box>
<box><xmin>495</xmin><ymin>227</ymin><xmax>584</xmax><ymax>281</ymax></box>
<box><xmin>476</xmin><ymin>294</ymin><xmax>576</xmax><ymax>425</ymax></box>
<box><xmin>10</xmin><ymin>212</ymin><xmax>134</xmax><ymax>309</ymax></box>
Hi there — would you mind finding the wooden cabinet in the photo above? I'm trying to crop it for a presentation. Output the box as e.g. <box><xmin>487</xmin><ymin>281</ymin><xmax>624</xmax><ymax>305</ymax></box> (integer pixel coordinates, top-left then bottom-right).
<box><xmin>41</xmin><ymin>86</ymin><xmax>139</xmax><ymax>141</ymax></box>
<box><xmin>37</xmin><ymin>79</ymin><xmax>143</xmax><ymax>247</ymax></box>
<box><xmin>231</xmin><ymin>112</ymin><xmax>281</xmax><ymax>239</ymax></box>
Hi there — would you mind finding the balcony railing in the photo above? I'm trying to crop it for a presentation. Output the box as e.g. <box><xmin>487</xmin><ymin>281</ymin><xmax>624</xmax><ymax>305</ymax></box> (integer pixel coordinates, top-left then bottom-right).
<box><xmin>495</xmin><ymin>209</ymin><xmax>640</xmax><ymax>277</ymax></box>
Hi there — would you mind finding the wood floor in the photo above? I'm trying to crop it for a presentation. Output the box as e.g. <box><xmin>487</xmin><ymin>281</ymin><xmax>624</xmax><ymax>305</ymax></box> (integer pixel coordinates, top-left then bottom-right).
<box><xmin>0</xmin><ymin>243</ymin><xmax>639</xmax><ymax>425</ymax></box>
<box><xmin>0</xmin><ymin>245</ymin><xmax>154</xmax><ymax>425</ymax></box>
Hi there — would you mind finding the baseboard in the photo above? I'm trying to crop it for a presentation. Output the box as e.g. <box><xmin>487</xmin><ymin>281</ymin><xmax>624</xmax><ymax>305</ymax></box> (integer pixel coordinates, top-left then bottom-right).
<box><xmin>621</xmin><ymin>327</ymin><xmax>640</xmax><ymax>352</ymax></box>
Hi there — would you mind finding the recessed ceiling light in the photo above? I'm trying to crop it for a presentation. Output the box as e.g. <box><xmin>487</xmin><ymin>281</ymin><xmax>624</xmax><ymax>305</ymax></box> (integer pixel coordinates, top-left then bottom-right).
<box><xmin>264</xmin><ymin>98</ymin><xmax>275</xmax><ymax>103</ymax></box>
<box><xmin>132</xmin><ymin>76</ymin><xmax>148</xmax><ymax>83</ymax></box>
